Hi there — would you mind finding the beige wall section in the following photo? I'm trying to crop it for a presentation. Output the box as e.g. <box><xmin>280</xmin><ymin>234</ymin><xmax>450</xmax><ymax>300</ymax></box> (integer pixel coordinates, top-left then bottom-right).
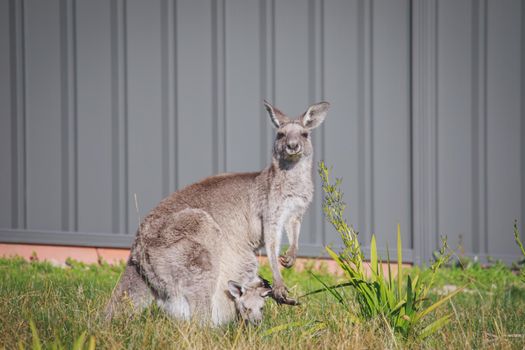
<box><xmin>0</xmin><ymin>243</ymin><xmax>410</xmax><ymax>277</ymax></box>
<box><xmin>0</xmin><ymin>243</ymin><xmax>129</xmax><ymax>266</ymax></box>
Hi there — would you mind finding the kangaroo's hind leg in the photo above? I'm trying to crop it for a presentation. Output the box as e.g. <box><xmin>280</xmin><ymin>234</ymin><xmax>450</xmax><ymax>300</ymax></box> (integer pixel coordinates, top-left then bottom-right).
<box><xmin>138</xmin><ymin>208</ymin><xmax>223</xmax><ymax>323</ymax></box>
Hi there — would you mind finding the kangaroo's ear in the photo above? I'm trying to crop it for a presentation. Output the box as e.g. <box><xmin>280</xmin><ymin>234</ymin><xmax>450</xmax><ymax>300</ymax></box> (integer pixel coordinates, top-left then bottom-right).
<box><xmin>227</xmin><ymin>280</ymin><xmax>245</xmax><ymax>299</ymax></box>
<box><xmin>300</xmin><ymin>102</ymin><xmax>330</xmax><ymax>130</ymax></box>
<box><xmin>264</xmin><ymin>100</ymin><xmax>289</xmax><ymax>128</ymax></box>
<box><xmin>259</xmin><ymin>288</ymin><xmax>272</xmax><ymax>298</ymax></box>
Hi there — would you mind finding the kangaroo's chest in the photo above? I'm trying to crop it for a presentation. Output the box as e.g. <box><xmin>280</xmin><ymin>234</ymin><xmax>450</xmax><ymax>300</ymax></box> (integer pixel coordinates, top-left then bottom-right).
<box><xmin>277</xmin><ymin>181</ymin><xmax>313</xmax><ymax>220</ymax></box>
<box><xmin>288</xmin><ymin>184</ymin><xmax>312</xmax><ymax>205</ymax></box>
<box><xmin>281</xmin><ymin>196</ymin><xmax>308</xmax><ymax>221</ymax></box>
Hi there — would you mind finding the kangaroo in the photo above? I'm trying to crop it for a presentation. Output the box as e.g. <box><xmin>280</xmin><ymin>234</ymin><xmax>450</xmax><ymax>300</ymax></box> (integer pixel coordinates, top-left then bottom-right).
<box><xmin>106</xmin><ymin>100</ymin><xmax>329</xmax><ymax>325</ymax></box>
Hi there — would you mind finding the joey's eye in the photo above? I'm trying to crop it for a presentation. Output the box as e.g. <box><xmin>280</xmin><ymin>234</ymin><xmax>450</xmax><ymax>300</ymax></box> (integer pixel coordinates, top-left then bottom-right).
<box><xmin>276</xmin><ymin>132</ymin><xmax>285</xmax><ymax>139</ymax></box>
<box><xmin>301</xmin><ymin>132</ymin><xmax>309</xmax><ymax>138</ymax></box>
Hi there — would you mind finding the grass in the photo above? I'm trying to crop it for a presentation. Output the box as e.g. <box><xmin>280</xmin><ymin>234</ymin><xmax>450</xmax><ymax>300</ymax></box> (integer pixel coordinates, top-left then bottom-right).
<box><xmin>1</xmin><ymin>257</ymin><xmax>524</xmax><ymax>349</ymax></box>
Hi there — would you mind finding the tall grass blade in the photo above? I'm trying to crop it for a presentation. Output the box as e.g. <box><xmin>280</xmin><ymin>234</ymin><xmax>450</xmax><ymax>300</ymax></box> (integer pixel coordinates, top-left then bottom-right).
<box><xmin>397</xmin><ymin>224</ymin><xmax>402</xmax><ymax>298</ymax></box>
<box><xmin>87</xmin><ymin>336</ymin><xmax>96</xmax><ymax>350</ymax></box>
<box><xmin>389</xmin><ymin>300</ymin><xmax>407</xmax><ymax>316</ymax></box>
<box><xmin>310</xmin><ymin>272</ymin><xmax>346</xmax><ymax>306</ymax></box>
<box><xmin>263</xmin><ymin>321</ymin><xmax>308</xmax><ymax>336</ymax></box>
<box><xmin>302</xmin><ymin>321</ymin><xmax>328</xmax><ymax>337</ymax></box>
<box><xmin>378</xmin><ymin>277</ymin><xmax>390</xmax><ymax>310</ymax></box>
<box><xmin>29</xmin><ymin>320</ymin><xmax>42</xmax><ymax>350</ymax></box>
<box><xmin>370</xmin><ymin>234</ymin><xmax>378</xmax><ymax>277</ymax></box>
<box><xmin>386</xmin><ymin>243</ymin><xmax>394</xmax><ymax>293</ymax></box>
<box><xmin>356</xmin><ymin>282</ymin><xmax>378</xmax><ymax>314</ymax></box>
<box><xmin>514</xmin><ymin>221</ymin><xmax>525</xmax><ymax>257</ymax></box>
<box><xmin>50</xmin><ymin>340</ymin><xmax>65</xmax><ymax>350</ymax></box>
<box><xmin>514</xmin><ymin>221</ymin><xmax>525</xmax><ymax>282</ymax></box>
<box><xmin>300</xmin><ymin>281</ymin><xmax>353</xmax><ymax>298</ymax></box>
<box><xmin>325</xmin><ymin>246</ymin><xmax>353</xmax><ymax>279</ymax></box>
<box><xmin>406</xmin><ymin>275</ymin><xmax>414</xmax><ymax>318</ymax></box>
<box><xmin>72</xmin><ymin>331</ymin><xmax>87</xmax><ymax>350</ymax></box>
<box><xmin>414</xmin><ymin>287</ymin><xmax>464</xmax><ymax>323</ymax></box>
<box><xmin>417</xmin><ymin>314</ymin><xmax>452</xmax><ymax>340</ymax></box>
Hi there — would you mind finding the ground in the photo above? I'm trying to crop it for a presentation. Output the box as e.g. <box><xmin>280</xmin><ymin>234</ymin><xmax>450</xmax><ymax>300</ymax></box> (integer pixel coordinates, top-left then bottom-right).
<box><xmin>0</xmin><ymin>257</ymin><xmax>524</xmax><ymax>349</ymax></box>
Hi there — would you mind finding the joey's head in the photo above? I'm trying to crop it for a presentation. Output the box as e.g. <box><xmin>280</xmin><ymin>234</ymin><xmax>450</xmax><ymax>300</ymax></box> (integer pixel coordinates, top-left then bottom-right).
<box><xmin>264</xmin><ymin>101</ymin><xmax>329</xmax><ymax>164</ymax></box>
<box><xmin>227</xmin><ymin>279</ymin><xmax>272</xmax><ymax>326</ymax></box>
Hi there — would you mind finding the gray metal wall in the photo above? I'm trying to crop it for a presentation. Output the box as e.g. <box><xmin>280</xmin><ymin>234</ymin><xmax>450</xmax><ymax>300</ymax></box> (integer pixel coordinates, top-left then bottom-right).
<box><xmin>0</xmin><ymin>0</ymin><xmax>523</xmax><ymax>264</ymax></box>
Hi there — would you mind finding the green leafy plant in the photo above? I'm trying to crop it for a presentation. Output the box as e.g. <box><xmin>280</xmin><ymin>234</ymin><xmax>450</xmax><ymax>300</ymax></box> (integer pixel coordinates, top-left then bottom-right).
<box><xmin>513</xmin><ymin>221</ymin><xmax>525</xmax><ymax>283</ymax></box>
<box><xmin>314</xmin><ymin>161</ymin><xmax>462</xmax><ymax>340</ymax></box>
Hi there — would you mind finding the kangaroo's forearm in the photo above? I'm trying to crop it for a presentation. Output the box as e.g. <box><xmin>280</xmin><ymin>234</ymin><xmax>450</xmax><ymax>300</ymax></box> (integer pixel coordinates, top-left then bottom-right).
<box><xmin>279</xmin><ymin>216</ymin><xmax>301</xmax><ymax>268</ymax></box>
<box><xmin>286</xmin><ymin>217</ymin><xmax>301</xmax><ymax>252</ymax></box>
<box><xmin>265</xmin><ymin>227</ymin><xmax>283</xmax><ymax>283</ymax></box>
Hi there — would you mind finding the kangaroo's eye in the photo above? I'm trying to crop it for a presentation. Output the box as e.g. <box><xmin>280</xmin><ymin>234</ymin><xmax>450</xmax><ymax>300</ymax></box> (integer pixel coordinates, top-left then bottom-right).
<box><xmin>276</xmin><ymin>132</ymin><xmax>285</xmax><ymax>139</ymax></box>
<box><xmin>301</xmin><ymin>132</ymin><xmax>309</xmax><ymax>138</ymax></box>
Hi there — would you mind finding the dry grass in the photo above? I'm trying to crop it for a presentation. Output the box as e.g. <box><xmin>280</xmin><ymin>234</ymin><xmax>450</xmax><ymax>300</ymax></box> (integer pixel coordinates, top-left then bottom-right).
<box><xmin>0</xmin><ymin>257</ymin><xmax>524</xmax><ymax>349</ymax></box>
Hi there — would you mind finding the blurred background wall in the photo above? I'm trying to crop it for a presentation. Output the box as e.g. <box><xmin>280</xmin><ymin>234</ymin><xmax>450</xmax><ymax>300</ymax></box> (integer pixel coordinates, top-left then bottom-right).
<box><xmin>0</xmin><ymin>0</ymin><xmax>523</xmax><ymax>264</ymax></box>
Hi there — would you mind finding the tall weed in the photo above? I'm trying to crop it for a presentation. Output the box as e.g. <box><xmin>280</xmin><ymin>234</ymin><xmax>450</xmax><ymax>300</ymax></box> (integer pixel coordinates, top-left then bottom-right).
<box><xmin>316</xmin><ymin>161</ymin><xmax>462</xmax><ymax>340</ymax></box>
<box><xmin>514</xmin><ymin>221</ymin><xmax>525</xmax><ymax>283</ymax></box>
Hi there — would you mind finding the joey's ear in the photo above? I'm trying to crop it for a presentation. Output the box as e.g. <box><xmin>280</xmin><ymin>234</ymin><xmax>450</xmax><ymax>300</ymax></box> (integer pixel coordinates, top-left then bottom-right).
<box><xmin>264</xmin><ymin>100</ymin><xmax>289</xmax><ymax>128</ymax></box>
<box><xmin>300</xmin><ymin>101</ymin><xmax>330</xmax><ymax>130</ymax></box>
<box><xmin>260</xmin><ymin>288</ymin><xmax>272</xmax><ymax>298</ymax></box>
<box><xmin>227</xmin><ymin>280</ymin><xmax>244</xmax><ymax>299</ymax></box>
<box><xmin>258</xmin><ymin>275</ymin><xmax>272</xmax><ymax>289</ymax></box>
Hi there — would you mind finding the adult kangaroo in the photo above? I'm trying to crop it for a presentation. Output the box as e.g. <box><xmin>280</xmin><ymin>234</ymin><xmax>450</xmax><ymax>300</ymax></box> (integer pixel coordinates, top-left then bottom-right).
<box><xmin>106</xmin><ymin>101</ymin><xmax>329</xmax><ymax>325</ymax></box>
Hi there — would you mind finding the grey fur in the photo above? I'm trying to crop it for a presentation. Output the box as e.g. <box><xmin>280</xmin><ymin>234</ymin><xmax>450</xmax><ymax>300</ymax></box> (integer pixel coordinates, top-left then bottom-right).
<box><xmin>105</xmin><ymin>101</ymin><xmax>329</xmax><ymax>325</ymax></box>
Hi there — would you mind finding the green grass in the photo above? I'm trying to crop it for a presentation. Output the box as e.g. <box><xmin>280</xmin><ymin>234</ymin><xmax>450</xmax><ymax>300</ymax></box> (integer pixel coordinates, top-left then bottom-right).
<box><xmin>1</xmin><ymin>257</ymin><xmax>524</xmax><ymax>349</ymax></box>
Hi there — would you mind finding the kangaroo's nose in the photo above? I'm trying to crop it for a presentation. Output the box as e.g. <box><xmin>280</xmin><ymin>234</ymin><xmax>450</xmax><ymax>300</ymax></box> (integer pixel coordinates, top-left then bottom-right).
<box><xmin>287</xmin><ymin>141</ymin><xmax>299</xmax><ymax>151</ymax></box>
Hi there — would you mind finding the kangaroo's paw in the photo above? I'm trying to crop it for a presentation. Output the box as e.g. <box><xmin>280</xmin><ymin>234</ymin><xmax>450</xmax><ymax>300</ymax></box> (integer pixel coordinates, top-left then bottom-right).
<box><xmin>279</xmin><ymin>252</ymin><xmax>296</xmax><ymax>268</ymax></box>
<box><xmin>271</xmin><ymin>282</ymin><xmax>288</xmax><ymax>303</ymax></box>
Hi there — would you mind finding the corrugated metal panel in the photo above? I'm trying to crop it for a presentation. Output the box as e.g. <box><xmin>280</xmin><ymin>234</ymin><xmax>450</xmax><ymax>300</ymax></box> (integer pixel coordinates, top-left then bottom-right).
<box><xmin>411</xmin><ymin>0</ymin><xmax>524</xmax><ymax>263</ymax></box>
<box><xmin>0</xmin><ymin>0</ymin><xmax>12</xmax><ymax>229</ymax></box>
<box><xmin>0</xmin><ymin>0</ymin><xmax>523</xmax><ymax>264</ymax></box>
